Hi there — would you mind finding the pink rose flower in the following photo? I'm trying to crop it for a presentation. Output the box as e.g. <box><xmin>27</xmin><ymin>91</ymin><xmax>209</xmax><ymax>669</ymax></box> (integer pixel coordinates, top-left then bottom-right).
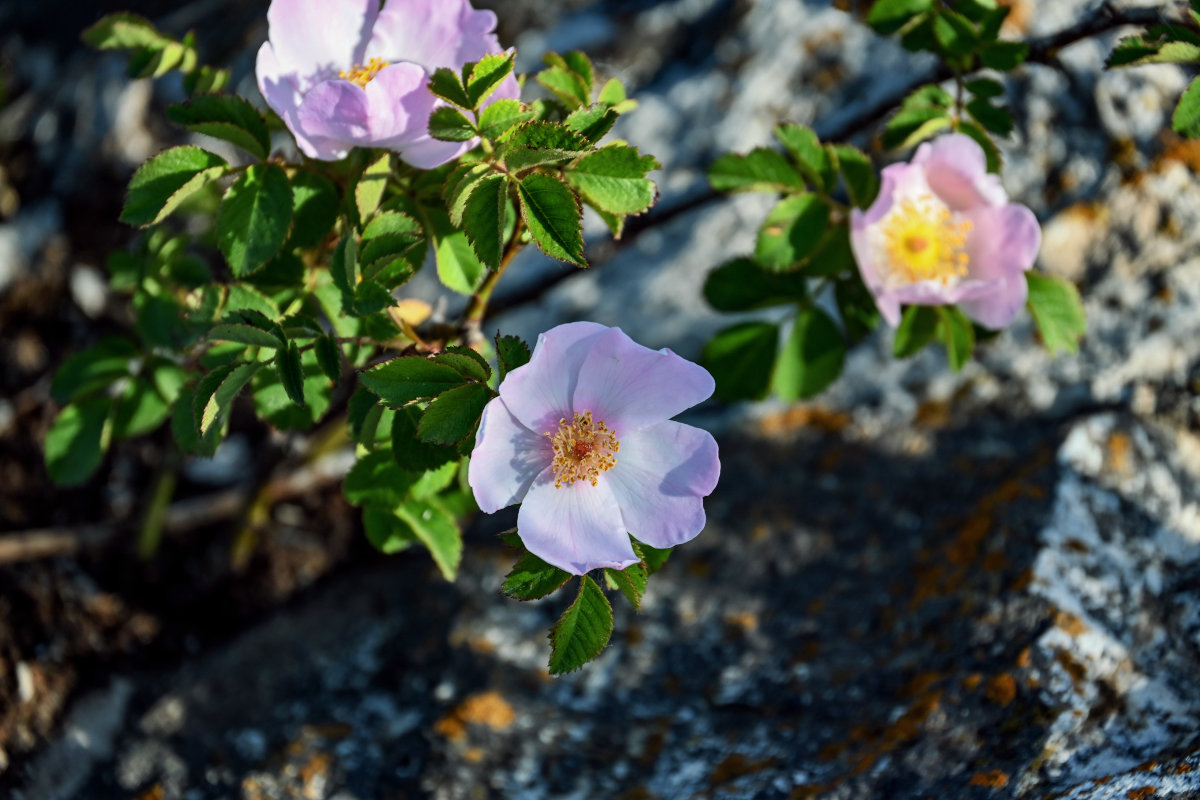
<box><xmin>256</xmin><ymin>0</ymin><xmax>519</xmax><ymax>167</ymax></box>
<box><xmin>849</xmin><ymin>133</ymin><xmax>1041</xmax><ymax>330</ymax></box>
<box><xmin>469</xmin><ymin>322</ymin><xmax>720</xmax><ymax>575</ymax></box>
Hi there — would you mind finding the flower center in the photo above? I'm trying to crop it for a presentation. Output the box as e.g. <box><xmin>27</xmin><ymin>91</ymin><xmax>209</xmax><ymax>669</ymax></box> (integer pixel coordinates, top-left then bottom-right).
<box><xmin>878</xmin><ymin>194</ymin><xmax>972</xmax><ymax>287</ymax></box>
<box><xmin>546</xmin><ymin>411</ymin><xmax>619</xmax><ymax>489</ymax></box>
<box><xmin>339</xmin><ymin>57</ymin><xmax>390</xmax><ymax>89</ymax></box>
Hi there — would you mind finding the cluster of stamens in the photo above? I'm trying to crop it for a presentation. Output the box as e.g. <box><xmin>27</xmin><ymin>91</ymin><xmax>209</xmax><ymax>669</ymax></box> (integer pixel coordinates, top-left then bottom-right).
<box><xmin>545</xmin><ymin>411</ymin><xmax>619</xmax><ymax>488</ymax></box>
<box><xmin>878</xmin><ymin>194</ymin><xmax>972</xmax><ymax>287</ymax></box>
<box><xmin>339</xmin><ymin>57</ymin><xmax>390</xmax><ymax>89</ymax></box>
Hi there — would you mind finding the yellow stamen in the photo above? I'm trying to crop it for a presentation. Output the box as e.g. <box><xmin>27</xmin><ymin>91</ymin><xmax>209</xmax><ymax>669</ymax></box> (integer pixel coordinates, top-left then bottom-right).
<box><xmin>339</xmin><ymin>57</ymin><xmax>390</xmax><ymax>89</ymax></box>
<box><xmin>879</xmin><ymin>195</ymin><xmax>973</xmax><ymax>287</ymax></box>
<box><xmin>545</xmin><ymin>411</ymin><xmax>619</xmax><ymax>489</ymax></box>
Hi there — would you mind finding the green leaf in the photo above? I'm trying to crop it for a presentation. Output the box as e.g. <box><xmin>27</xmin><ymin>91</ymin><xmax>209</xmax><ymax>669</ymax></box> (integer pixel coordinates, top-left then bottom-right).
<box><xmin>772</xmin><ymin>308</ymin><xmax>845</xmax><ymax>401</ymax></box>
<box><xmin>252</xmin><ymin>346</ymin><xmax>333</xmax><ymax>430</ymax></box>
<box><xmin>893</xmin><ymin>305</ymin><xmax>939</xmax><ymax>358</ymax></box>
<box><xmin>217</xmin><ymin>163</ymin><xmax>293</xmax><ymax>277</ymax></box>
<box><xmin>703</xmin><ymin>257</ymin><xmax>808</xmax><ymax>311</ymax></box>
<box><xmin>81</xmin><ymin>13</ymin><xmax>168</xmax><ymax>50</ymax></box>
<box><xmin>112</xmin><ymin>377</ymin><xmax>170</xmax><ymax>439</ymax></box>
<box><xmin>563</xmin><ymin>105</ymin><xmax>619</xmax><ymax>143</ymax></box>
<box><xmin>933</xmin><ymin>10</ymin><xmax>978</xmax><ymax>57</ymax></box>
<box><xmin>315</xmin><ymin>334</ymin><xmax>342</xmax><ymax>383</ymax></box>
<box><xmin>605</xmin><ymin>561</ymin><xmax>647</xmax><ymax>610</ymax></box>
<box><xmin>353</xmin><ymin>279</ymin><xmax>397</xmax><ymax>314</ymax></box>
<box><xmin>937</xmin><ymin>306</ymin><xmax>975</xmax><ymax>371</ymax></box>
<box><xmin>966</xmin><ymin>97</ymin><xmax>1014</xmax><ymax>137</ymax></box>
<box><xmin>708</xmin><ymin>148</ymin><xmax>805</xmax><ymax>194</ymax></box>
<box><xmin>478</xmin><ymin>98</ymin><xmax>536</xmax><ymax>140</ymax></box>
<box><xmin>207</xmin><ymin>309</ymin><xmax>287</xmax><ymax>349</ymax></box>
<box><xmin>121</xmin><ymin>146</ymin><xmax>228</xmax><ymax>227</ymax></box>
<box><xmin>548</xmin><ymin>577</ymin><xmax>613</xmax><ymax>675</ymax></box>
<box><xmin>166</xmin><ymin>94</ymin><xmax>270</xmax><ymax>159</ymax></box>
<box><xmin>361</xmin><ymin>357</ymin><xmax>465</xmax><ymax>407</ymax></box>
<box><xmin>1026</xmin><ymin>272</ymin><xmax>1086</xmax><ymax>355</ymax></box>
<box><xmin>537</xmin><ymin>65</ymin><xmax>590</xmax><ymax>110</ymax></box>
<box><xmin>226</xmin><ymin>283</ymin><xmax>281</xmax><ymax>320</ymax></box>
<box><xmin>1173</xmin><ymin>76</ymin><xmax>1200</xmax><ymax>139</ymax></box>
<box><xmin>45</xmin><ymin>396</ymin><xmax>112</xmax><ymax>487</ymax></box>
<box><xmin>360</xmin><ymin>211</ymin><xmax>422</xmax><ymax>283</ymax></box>
<box><xmin>701</xmin><ymin>322</ymin><xmax>779</xmax><ymax>402</ymax></box>
<box><xmin>518</xmin><ymin>173</ymin><xmax>586</xmax><ymax>266</ymax></box>
<box><xmin>804</xmin><ymin>223</ymin><xmax>856</xmax><ymax>278</ymax></box>
<box><xmin>170</xmin><ymin>385</ymin><xmax>201</xmax><ymax>454</ymax></box>
<box><xmin>882</xmin><ymin>106</ymin><xmax>953</xmax><ymax>151</ymax></box>
<box><xmin>496</xmin><ymin>334</ymin><xmax>531</xmax><ymax>383</ymax></box>
<box><xmin>428</xmin><ymin>67</ymin><xmax>472</xmax><ymax>108</ymax></box>
<box><xmin>355</xmin><ymin>152</ymin><xmax>391</xmax><ymax>225</ymax></box>
<box><xmin>503</xmin><ymin>551</ymin><xmax>572</xmax><ymax>600</ymax></box>
<box><xmin>348</xmin><ymin>389</ymin><xmax>388</xmax><ymax>446</ymax></box>
<box><xmin>149</xmin><ymin>359</ymin><xmax>187</xmax><ymax>404</ymax></box>
<box><xmin>288</xmin><ymin>171</ymin><xmax>339</xmax><ymax>248</ymax></box>
<box><xmin>396</xmin><ymin>499</ymin><xmax>462</xmax><ymax>581</ymax></box>
<box><xmin>275</xmin><ymin>342</ymin><xmax>305</xmax><ymax>406</ymax></box>
<box><xmin>330</xmin><ymin>234</ymin><xmax>357</xmax><ymax>305</ymax></box>
<box><xmin>432</xmin><ymin>346</ymin><xmax>491</xmax><ymax>382</ymax></box>
<box><xmin>445</xmin><ymin>162</ymin><xmax>493</xmax><ymax>227</ymax></box>
<box><xmin>965</xmin><ymin>78</ymin><xmax>1005</xmax><ymax>98</ymax></box>
<box><xmin>462</xmin><ymin>174</ymin><xmax>508</xmax><ymax>268</ymax></box>
<box><xmin>409</xmin><ymin>461</ymin><xmax>459</xmax><ymax>500</ymax></box>
<box><xmin>598</xmin><ymin>77</ymin><xmax>628</xmax><ymax>107</ymax></box>
<box><xmin>428</xmin><ymin>106</ymin><xmax>477</xmax><ymax>142</ymax></box>
<box><xmin>835</xmin><ymin>277</ymin><xmax>881</xmax><ymax>343</ymax></box>
<box><xmin>561</xmin><ymin>52</ymin><xmax>596</xmax><ymax>94</ymax></box>
<box><xmin>362</xmin><ymin>506</ymin><xmax>418</xmax><ymax>554</ymax></box>
<box><xmin>196</xmin><ymin>361</ymin><xmax>261</xmax><ymax>436</ymax></box>
<box><xmin>417</xmin><ymin>382</ymin><xmax>494</xmax><ymax>445</ymax></box>
<box><xmin>502</xmin><ymin>121</ymin><xmax>593</xmax><ymax>172</ymax></box>
<box><xmin>634</xmin><ymin>540</ymin><xmax>672</xmax><ymax>574</ymax></box>
<box><xmin>979</xmin><ymin>40</ymin><xmax>1029</xmax><ymax>70</ymax></box>
<box><xmin>831</xmin><ymin>144</ymin><xmax>879</xmax><ymax>208</ymax></box>
<box><xmin>466</xmin><ymin>51</ymin><xmax>515</xmax><ymax>108</ymax></box>
<box><xmin>51</xmin><ymin>337</ymin><xmax>136</xmax><ymax>403</ymax></box>
<box><xmin>344</xmin><ymin>450</ymin><xmax>419</xmax><ymax>507</ymax></box>
<box><xmin>774</xmin><ymin>124</ymin><xmax>835</xmax><ymax>191</ymax></box>
<box><xmin>392</xmin><ymin>406</ymin><xmax>460</xmax><ymax>472</ymax></box>
<box><xmin>755</xmin><ymin>193</ymin><xmax>831</xmax><ymax>272</ymax></box>
<box><xmin>183</xmin><ymin>65</ymin><xmax>230</xmax><ymax>95</ymax></box>
<box><xmin>565</xmin><ymin>145</ymin><xmax>659</xmax><ymax>216</ymax></box>
<box><xmin>867</xmin><ymin>0</ymin><xmax>934</xmax><ymax>34</ymax></box>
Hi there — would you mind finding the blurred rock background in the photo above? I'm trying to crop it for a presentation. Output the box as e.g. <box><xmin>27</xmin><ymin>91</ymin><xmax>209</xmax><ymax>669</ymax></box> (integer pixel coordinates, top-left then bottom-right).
<box><xmin>1</xmin><ymin>0</ymin><xmax>1199</xmax><ymax>798</ymax></box>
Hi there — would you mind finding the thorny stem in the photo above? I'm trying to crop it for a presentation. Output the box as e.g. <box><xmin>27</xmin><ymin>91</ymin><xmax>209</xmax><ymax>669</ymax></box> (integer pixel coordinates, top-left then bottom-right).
<box><xmin>462</xmin><ymin>219</ymin><xmax>526</xmax><ymax>346</ymax></box>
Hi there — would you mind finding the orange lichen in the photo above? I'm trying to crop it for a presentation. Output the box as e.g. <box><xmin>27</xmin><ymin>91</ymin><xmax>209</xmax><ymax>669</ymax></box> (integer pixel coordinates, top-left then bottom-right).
<box><xmin>986</xmin><ymin>674</ymin><xmax>1017</xmax><ymax>707</ymax></box>
<box><xmin>755</xmin><ymin>406</ymin><xmax>849</xmax><ymax>438</ymax></box>
<box><xmin>1126</xmin><ymin>788</ymin><xmax>1157</xmax><ymax>800</ymax></box>
<box><xmin>969</xmin><ymin>770</ymin><xmax>1010</xmax><ymax>789</ymax></box>
<box><xmin>710</xmin><ymin>753</ymin><xmax>779</xmax><ymax>784</ymax></box>
<box><xmin>434</xmin><ymin>691</ymin><xmax>516</xmax><ymax>742</ymax></box>
<box><xmin>1106</xmin><ymin>431</ymin><xmax>1133</xmax><ymax>473</ymax></box>
<box><xmin>1055</xmin><ymin>610</ymin><xmax>1089</xmax><ymax>636</ymax></box>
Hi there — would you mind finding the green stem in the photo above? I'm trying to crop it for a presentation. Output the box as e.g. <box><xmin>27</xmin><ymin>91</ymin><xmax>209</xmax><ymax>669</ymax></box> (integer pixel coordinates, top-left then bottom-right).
<box><xmin>462</xmin><ymin>220</ymin><xmax>526</xmax><ymax>344</ymax></box>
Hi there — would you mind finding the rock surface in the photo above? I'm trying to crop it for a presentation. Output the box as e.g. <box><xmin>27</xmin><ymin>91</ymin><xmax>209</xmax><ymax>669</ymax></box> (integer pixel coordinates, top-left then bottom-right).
<box><xmin>3</xmin><ymin>0</ymin><xmax>1200</xmax><ymax>798</ymax></box>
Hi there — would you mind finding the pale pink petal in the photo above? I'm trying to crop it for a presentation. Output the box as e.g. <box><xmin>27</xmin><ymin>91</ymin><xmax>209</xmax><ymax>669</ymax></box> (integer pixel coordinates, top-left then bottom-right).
<box><xmin>294</xmin><ymin>79</ymin><xmax>371</xmax><ymax>160</ymax></box>
<box><xmin>395</xmin><ymin>136</ymin><xmax>476</xmax><ymax>169</ymax></box>
<box><xmin>266</xmin><ymin>0</ymin><xmax>377</xmax><ymax>83</ymax></box>
<box><xmin>571</xmin><ymin>327</ymin><xmax>715</xmax><ymax>434</ymax></box>
<box><xmin>517</xmin><ymin>469</ymin><xmax>638</xmax><ymax>575</ymax></box>
<box><xmin>468</xmin><ymin>398</ymin><xmax>551</xmax><ymax>513</ymax></box>
<box><xmin>605</xmin><ymin>421</ymin><xmax>719</xmax><ymax>549</ymax></box>
<box><xmin>498</xmin><ymin>321</ymin><xmax>609</xmax><ymax>434</ymax></box>
<box><xmin>963</xmin><ymin>203</ymin><xmax>1041</xmax><ymax>282</ymax></box>
<box><xmin>916</xmin><ymin>133</ymin><xmax>1006</xmax><ymax>210</ymax></box>
<box><xmin>256</xmin><ymin>43</ymin><xmax>322</xmax><ymax>157</ymax></box>
<box><xmin>361</xmin><ymin>62</ymin><xmax>435</xmax><ymax>143</ymax></box>
<box><xmin>366</xmin><ymin>0</ymin><xmax>500</xmax><ymax>70</ymax></box>
<box><xmin>958</xmin><ymin>272</ymin><xmax>1029</xmax><ymax>330</ymax></box>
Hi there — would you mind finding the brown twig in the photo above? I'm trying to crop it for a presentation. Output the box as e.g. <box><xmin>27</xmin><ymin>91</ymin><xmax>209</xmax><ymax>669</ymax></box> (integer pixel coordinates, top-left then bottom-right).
<box><xmin>461</xmin><ymin>220</ymin><xmax>526</xmax><ymax>342</ymax></box>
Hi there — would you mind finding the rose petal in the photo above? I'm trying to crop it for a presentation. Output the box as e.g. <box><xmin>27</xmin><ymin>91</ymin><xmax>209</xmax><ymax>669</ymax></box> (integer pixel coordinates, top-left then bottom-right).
<box><xmin>294</xmin><ymin>79</ymin><xmax>371</xmax><ymax>160</ymax></box>
<box><xmin>605</xmin><ymin>420</ymin><xmax>719</xmax><ymax>549</ymax></box>
<box><xmin>916</xmin><ymin>133</ymin><xmax>1007</xmax><ymax>210</ymax></box>
<box><xmin>468</xmin><ymin>398</ymin><xmax>551</xmax><ymax>513</ymax></box>
<box><xmin>362</xmin><ymin>61</ymin><xmax>434</xmax><ymax>142</ymax></box>
<box><xmin>571</xmin><ymin>327</ymin><xmax>715</xmax><ymax>434</ymax></box>
<box><xmin>498</xmin><ymin>321</ymin><xmax>609</xmax><ymax>434</ymax></box>
<box><xmin>266</xmin><ymin>0</ymin><xmax>377</xmax><ymax>83</ymax></box>
<box><xmin>964</xmin><ymin>203</ymin><xmax>1041</xmax><ymax>282</ymax></box>
<box><xmin>256</xmin><ymin>43</ymin><xmax>327</xmax><ymax>157</ymax></box>
<box><xmin>958</xmin><ymin>273</ymin><xmax>1029</xmax><ymax>330</ymax></box>
<box><xmin>517</xmin><ymin>469</ymin><xmax>638</xmax><ymax>575</ymax></box>
<box><xmin>366</xmin><ymin>0</ymin><xmax>500</xmax><ymax>70</ymax></box>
